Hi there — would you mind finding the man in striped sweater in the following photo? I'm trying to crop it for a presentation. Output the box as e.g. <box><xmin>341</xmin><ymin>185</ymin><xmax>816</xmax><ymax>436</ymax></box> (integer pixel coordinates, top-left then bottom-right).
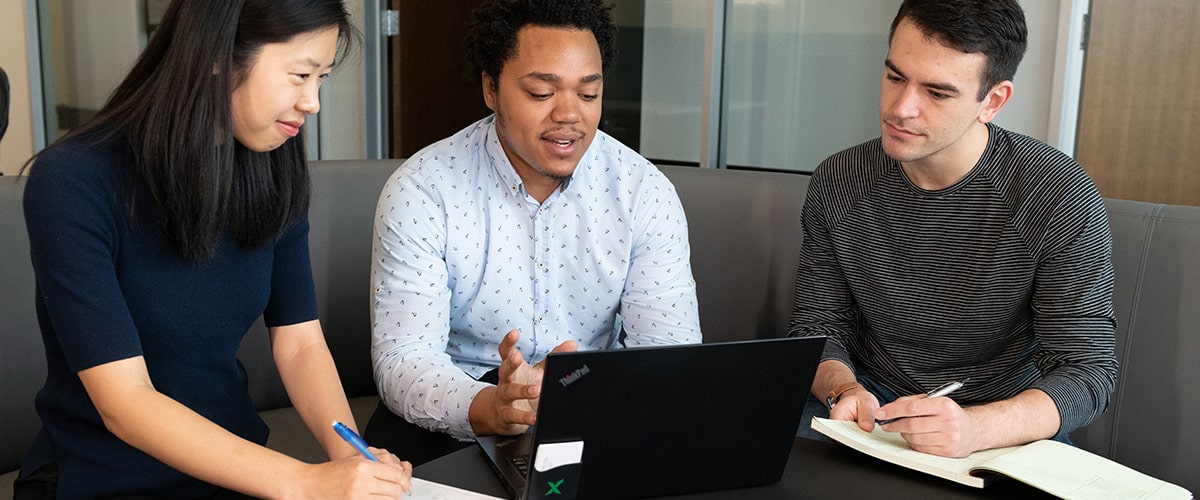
<box><xmin>789</xmin><ymin>0</ymin><xmax>1116</xmax><ymax>458</ymax></box>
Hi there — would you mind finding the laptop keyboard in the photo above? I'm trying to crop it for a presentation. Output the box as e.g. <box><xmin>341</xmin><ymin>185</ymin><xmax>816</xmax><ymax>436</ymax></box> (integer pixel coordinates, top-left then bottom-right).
<box><xmin>511</xmin><ymin>456</ymin><xmax>530</xmax><ymax>475</ymax></box>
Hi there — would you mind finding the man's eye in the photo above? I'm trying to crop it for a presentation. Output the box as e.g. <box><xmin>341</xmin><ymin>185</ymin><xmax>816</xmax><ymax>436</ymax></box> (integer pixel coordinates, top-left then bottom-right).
<box><xmin>580</xmin><ymin>94</ymin><xmax>598</xmax><ymax>101</ymax></box>
<box><xmin>929</xmin><ymin>91</ymin><xmax>949</xmax><ymax>100</ymax></box>
<box><xmin>530</xmin><ymin>93</ymin><xmax>552</xmax><ymax>100</ymax></box>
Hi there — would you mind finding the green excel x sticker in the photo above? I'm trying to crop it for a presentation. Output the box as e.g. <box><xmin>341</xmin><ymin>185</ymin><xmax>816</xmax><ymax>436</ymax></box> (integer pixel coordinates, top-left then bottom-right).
<box><xmin>544</xmin><ymin>479</ymin><xmax>564</xmax><ymax>496</ymax></box>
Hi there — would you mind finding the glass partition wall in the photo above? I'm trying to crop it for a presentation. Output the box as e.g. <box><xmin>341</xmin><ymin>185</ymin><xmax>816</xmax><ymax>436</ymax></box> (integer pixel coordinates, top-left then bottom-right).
<box><xmin>614</xmin><ymin>0</ymin><xmax>901</xmax><ymax>172</ymax></box>
<box><xmin>383</xmin><ymin>0</ymin><xmax>905</xmax><ymax>172</ymax></box>
<box><xmin>35</xmin><ymin>0</ymin><xmax>146</xmax><ymax>142</ymax></box>
<box><xmin>32</xmin><ymin>0</ymin><xmax>324</xmax><ymax>159</ymax></box>
<box><xmin>30</xmin><ymin>0</ymin><xmax>1065</xmax><ymax>172</ymax></box>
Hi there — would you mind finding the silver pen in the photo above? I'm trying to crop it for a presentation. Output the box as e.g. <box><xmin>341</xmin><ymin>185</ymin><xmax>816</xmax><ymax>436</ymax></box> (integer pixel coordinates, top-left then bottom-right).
<box><xmin>876</xmin><ymin>378</ymin><xmax>968</xmax><ymax>425</ymax></box>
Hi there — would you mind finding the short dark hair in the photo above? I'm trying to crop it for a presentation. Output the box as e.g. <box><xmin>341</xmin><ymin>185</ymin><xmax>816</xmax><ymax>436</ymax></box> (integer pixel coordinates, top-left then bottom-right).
<box><xmin>465</xmin><ymin>0</ymin><xmax>617</xmax><ymax>88</ymax></box>
<box><xmin>889</xmin><ymin>0</ymin><xmax>1027</xmax><ymax>101</ymax></box>
<box><xmin>30</xmin><ymin>0</ymin><xmax>358</xmax><ymax>261</ymax></box>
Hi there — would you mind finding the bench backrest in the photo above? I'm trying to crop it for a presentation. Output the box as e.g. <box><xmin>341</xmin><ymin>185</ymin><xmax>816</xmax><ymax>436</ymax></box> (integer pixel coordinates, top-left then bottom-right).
<box><xmin>3</xmin><ymin>162</ymin><xmax>1198</xmax><ymax>495</ymax></box>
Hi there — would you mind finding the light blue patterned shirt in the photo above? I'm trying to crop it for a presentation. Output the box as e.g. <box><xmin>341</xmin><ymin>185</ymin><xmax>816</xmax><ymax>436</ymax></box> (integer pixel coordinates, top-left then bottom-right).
<box><xmin>371</xmin><ymin>116</ymin><xmax>701</xmax><ymax>439</ymax></box>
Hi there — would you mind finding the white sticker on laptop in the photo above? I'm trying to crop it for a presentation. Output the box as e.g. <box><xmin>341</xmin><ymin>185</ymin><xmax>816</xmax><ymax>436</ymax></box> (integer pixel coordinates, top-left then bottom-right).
<box><xmin>533</xmin><ymin>440</ymin><xmax>584</xmax><ymax>472</ymax></box>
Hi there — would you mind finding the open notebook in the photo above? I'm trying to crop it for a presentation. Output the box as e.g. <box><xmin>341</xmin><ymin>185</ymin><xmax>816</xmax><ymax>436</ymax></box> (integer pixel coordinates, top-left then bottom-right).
<box><xmin>812</xmin><ymin>417</ymin><xmax>1192</xmax><ymax>499</ymax></box>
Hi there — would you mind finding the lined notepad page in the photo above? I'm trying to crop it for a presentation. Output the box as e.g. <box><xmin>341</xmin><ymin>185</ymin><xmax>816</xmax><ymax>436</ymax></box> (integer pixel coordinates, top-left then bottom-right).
<box><xmin>813</xmin><ymin>418</ymin><xmax>1193</xmax><ymax>499</ymax></box>
<box><xmin>979</xmin><ymin>440</ymin><xmax>1192</xmax><ymax>500</ymax></box>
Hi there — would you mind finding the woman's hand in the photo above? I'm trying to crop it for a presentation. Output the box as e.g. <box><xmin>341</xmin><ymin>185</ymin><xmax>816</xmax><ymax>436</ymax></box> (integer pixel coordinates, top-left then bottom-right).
<box><xmin>288</xmin><ymin>447</ymin><xmax>412</xmax><ymax>499</ymax></box>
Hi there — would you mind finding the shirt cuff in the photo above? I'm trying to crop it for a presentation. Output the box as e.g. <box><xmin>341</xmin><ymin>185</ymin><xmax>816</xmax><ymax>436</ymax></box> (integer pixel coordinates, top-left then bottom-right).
<box><xmin>439</xmin><ymin>378</ymin><xmax>493</xmax><ymax>441</ymax></box>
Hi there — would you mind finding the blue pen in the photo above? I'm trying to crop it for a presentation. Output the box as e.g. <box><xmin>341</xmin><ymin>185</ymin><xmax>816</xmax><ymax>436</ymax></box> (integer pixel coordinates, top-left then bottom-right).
<box><xmin>332</xmin><ymin>421</ymin><xmax>379</xmax><ymax>462</ymax></box>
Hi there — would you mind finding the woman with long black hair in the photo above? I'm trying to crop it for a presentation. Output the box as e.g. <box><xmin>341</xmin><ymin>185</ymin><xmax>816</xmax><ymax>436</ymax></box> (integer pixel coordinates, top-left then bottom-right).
<box><xmin>16</xmin><ymin>1</ymin><xmax>411</xmax><ymax>497</ymax></box>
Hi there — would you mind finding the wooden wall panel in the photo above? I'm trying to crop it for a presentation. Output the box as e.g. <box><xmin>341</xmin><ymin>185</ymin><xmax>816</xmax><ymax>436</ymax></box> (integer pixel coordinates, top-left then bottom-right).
<box><xmin>390</xmin><ymin>0</ymin><xmax>490</xmax><ymax>159</ymax></box>
<box><xmin>1075</xmin><ymin>0</ymin><xmax>1200</xmax><ymax>206</ymax></box>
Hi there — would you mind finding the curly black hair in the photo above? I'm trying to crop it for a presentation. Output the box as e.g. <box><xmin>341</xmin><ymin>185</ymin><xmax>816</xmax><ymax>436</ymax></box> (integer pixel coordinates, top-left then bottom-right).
<box><xmin>465</xmin><ymin>0</ymin><xmax>617</xmax><ymax>88</ymax></box>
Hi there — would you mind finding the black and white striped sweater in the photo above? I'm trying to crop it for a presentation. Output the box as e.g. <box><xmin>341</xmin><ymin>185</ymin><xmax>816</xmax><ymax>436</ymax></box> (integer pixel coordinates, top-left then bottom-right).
<box><xmin>788</xmin><ymin>123</ymin><xmax>1117</xmax><ymax>435</ymax></box>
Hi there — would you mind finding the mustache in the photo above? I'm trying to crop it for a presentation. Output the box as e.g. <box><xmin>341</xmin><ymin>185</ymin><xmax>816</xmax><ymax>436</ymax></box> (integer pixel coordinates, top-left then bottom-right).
<box><xmin>541</xmin><ymin>127</ymin><xmax>585</xmax><ymax>138</ymax></box>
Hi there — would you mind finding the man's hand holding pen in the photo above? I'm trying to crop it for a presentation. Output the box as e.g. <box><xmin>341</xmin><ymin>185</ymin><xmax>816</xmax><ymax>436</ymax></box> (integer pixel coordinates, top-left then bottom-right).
<box><xmin>873</xmin><ymin>379</ymin><xmax>981</xmax><ymax>458</ymax></box>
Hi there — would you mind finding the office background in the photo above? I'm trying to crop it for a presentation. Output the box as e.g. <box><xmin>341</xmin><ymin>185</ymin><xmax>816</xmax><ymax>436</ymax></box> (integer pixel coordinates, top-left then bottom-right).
<box><xmin>1</xmin><ymin>0</ymin><xmax>1196</xmax><ymax>205</ymax></box>
<box><xmin>1</xmin><ymin>0</ymin><xmax>1074</xmax><ymax>170</ymax></box>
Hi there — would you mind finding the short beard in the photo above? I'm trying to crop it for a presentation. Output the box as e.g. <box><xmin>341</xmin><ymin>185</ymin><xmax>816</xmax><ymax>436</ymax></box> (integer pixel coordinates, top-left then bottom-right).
<box><xmin>541</xmin><ymin>170</ymin><xmax>573</xmax><ymax>183</ymax></box>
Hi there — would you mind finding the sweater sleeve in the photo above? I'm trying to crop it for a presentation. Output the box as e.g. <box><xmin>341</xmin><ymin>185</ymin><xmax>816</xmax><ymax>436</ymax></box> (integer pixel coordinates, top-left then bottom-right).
<box><xmin>787</xmin><ymin>163</ymin><xmax>860</xmax><ymax>370</ymax></box>
<box><xmin>262</xmin><ymin>215</ymin><xmax>319</xmax><ymax>327</ymax></box>
<box><xmin>1026</xmin><ymin>183</ymin><xmax>1118</xmax><ymax>435</ymax></box>
<box><xmin>24</xmin><ymin>144</ymin><xmax>144</xmax><ymax>372</ymax></box>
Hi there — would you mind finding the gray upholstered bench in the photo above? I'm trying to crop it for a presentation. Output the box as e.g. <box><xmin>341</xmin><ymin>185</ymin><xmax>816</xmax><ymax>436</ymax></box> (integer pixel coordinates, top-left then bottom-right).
<box><xmin>4</xmin><ymin>162</ymin><xmax>1198</xmax><ymax>496</ymax></box>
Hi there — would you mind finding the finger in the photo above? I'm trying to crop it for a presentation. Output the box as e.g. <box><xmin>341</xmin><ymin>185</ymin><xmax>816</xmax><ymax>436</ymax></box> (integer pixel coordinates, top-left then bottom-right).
<box><xmin>500</xmin><ymin>405</ymin><xmax>538</xmax><ymax>427</ymax></box>
<box><xmin>902</xmin><ymin>429</ymin><xmax>959</xmax><ymax>457</ymax></box>
<box><xmin>509</xmin><ymin>348</ymin><xmax>526</xmax><ymax>368</ymax></box>
<box><xmin>534</xmin><ymin>340</ymin><xmax>579</xmax><ymax>371</ymax></box>
<box><xmin>497</xmin><ymin>379</ymin><xmax>532</xmax><ymax>402</ymax></box>
<box><xmin>396</xmin><ymin>461</ymin><xmax>413</xmax><ymax>493</ymax></box>
<box><xmin>888</xmin><ymin>409</ymin><xmax>955</xmax><ymax>436</ymax></box>
<box><xmin>875</xmin><ymin>396</ymin><xmax>921</xmax><ymax>422</ymax></box>
<box><xmin>856</xmin><ymin>403</ymin><xmax>876</xmax><ymax>432</ymax></box>
<box><xmin>551</xmin><ymin>340</ymin><xmax>578</xmax><ymax>354</ymax></box>
<box><xmin>498</xmin><ymin>329</ymin><xmax>521</xmax><ymax>358</ymax></box>
<box><xmin>373</xmin><ymin>468</ymin><xmax>412</xmax><ymax>497</ymax></box>
<box><xmin>898</xmin><ymin>395</ymin><xmax>955</xmax><ymax>422</ymax></box>
<box><xmin>924</xmin><ymin>394</ymin><xmax>962</xmax><ymax>412</ymax></box>
<box><xmin>498</xmin><ymin>347</ymin><xmax>526</xmax><ymax>379</ymax></box>
<box><xmin>828</xmin><ymin>400</ymin><xmax>855</xmax><ymax>421</ymax></box>
<box><xmin>369</xmin><ymin>447</ymin><xmax>403</xmax><ymax>465</ymax></box>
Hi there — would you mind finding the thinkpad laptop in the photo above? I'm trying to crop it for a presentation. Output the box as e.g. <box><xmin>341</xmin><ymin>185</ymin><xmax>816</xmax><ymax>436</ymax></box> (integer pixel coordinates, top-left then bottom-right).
<box><xmin>476</xmin><ymin>336</ymin><xmax>826</xmax><ymax>500</ymax></box>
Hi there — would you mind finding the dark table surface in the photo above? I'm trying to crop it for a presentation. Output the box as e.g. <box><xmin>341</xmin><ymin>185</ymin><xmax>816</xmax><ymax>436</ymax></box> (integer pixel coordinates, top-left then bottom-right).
<box><xmin>414</xmin><ymin>436</ymin><xmax>1057</xmax><ymax>499</ymax></box>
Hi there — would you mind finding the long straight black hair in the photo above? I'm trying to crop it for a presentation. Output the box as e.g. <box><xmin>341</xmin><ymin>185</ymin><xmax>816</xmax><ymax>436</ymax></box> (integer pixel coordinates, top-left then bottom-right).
<box><xmin>32</xmin><ymin>0</ymin><xmax>356</xmax><ymax>261</ymax></box>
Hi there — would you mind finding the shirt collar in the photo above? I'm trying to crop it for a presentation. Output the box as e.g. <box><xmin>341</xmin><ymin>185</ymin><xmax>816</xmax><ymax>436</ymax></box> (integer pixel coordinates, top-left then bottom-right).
<box><xmin>482</xmin><ymin>115</ymin><xmax>588</xmax><ymax>200</ymax></box>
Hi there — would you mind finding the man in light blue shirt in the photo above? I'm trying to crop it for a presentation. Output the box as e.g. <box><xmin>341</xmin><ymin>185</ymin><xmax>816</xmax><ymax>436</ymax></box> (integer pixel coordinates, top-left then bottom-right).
<box><xmin>365</xmin><ymin>0</ymin><xmax>702</xmax><ymax>465</ymax></box>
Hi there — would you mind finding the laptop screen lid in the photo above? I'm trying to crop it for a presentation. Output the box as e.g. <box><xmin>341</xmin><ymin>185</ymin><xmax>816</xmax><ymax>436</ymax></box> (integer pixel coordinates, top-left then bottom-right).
<box><xmin>487</xmin><ymin>336</ymin><xmax>824</xmax><ymax>500</ymax></box>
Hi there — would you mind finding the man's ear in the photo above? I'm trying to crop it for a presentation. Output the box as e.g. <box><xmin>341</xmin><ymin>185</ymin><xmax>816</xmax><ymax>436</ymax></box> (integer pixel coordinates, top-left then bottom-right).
<box><xmin>977</xmin><ymin>80</ymin><xmax>1013</xmax><ymax>124</ymax></box>
<box><xmin>482</xmin><ymin>72</ymin><xmax>497</xmax><ymax>112</ymax></box>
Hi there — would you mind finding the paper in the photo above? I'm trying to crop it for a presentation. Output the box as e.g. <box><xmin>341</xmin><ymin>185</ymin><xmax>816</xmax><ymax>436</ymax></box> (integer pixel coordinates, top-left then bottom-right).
<box><xmin>978</xmin><ymin>440</ymin><xmax>1194</xmax><ymax>500</ymax></box>
<box><xmin>812</xmin><ymin>417</ymin><xmax>1014</xmax><ymax>487</ymax></box>
<box><xmin>812</xmin><ymin>417</ymin><xmax>1193</xmax><ymax>499</ymax></box>
<box><xmin>533</xmin><ymin>440</ymin><xmax>584</xmax><ymax>472</ymax></box>
<box><xmin>409</xmin><ymin>477</ymin><xmax>505</xmax><ymax>500</ymax></box>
